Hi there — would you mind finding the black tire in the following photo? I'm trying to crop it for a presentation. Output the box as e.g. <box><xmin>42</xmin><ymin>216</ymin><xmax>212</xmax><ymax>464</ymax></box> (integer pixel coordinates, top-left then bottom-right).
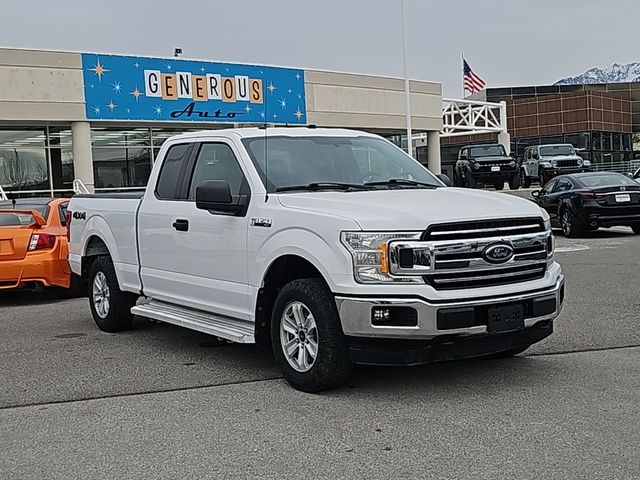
<box><xmin>538</xmin><ymin>169</ymin><xmax>548</xmax><ymax>187</ymax></box>
<box><xmin>560</xmin><ymin>208</ymin><xmax>581</xmax><ymax>238</ymax></box>
<box><xmin>88</xmin><ymin>256</ymin><xmax>137</xmax><ymax>332</ymax></box>
<box><xmin>508</xmin><ymin>173</ymin><xmax>521</xmax><ymax>190</ymax></box>
<box><xmin>271</xmin><ymin>278</ymin><xmax>352</xmax><ymax>392</ymax></box>
<box><xmin>521</xmin><ymin>170</ymin><xmax>531</xmax><ymax>188</ymax></box>
<box><xmin>632</xmin><ymin>225</ymin><xmax>640</xmax><ymax>235</ymax></box>
<box><xmin>494</xmin><ymin>182</ymin><xmax>504</xmax><ymax>191</ymax></box>
<box><xmin>466</xmin><ymin>174</ymin><xmax>477</xmax><ymax>189</ymax></box>
<box><xmin>453</xmin><ymin>173</ymin><xmax>464</xmax><ymax>187</ymax></box>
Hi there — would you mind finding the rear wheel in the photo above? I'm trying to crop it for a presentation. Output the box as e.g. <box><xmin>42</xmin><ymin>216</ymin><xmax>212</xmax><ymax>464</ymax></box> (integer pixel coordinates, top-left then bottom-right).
<box><xmin>632</xmin><ymin>225</ymin><xmax>640</xmax><ymax>234</ymax></box>
<box><xmin>560</xmin><ymin>208</ymin><xmax>581</xmax><ymax>238</ymax></box>
<box><xmin>271</xmin><ymin>278</ymin><xmax>352</xmax><ymax>392</ymax></box>
<box><xmin>453</xmin><ymin>172</ymin><xmax>464</xmax><ymax>187</ymax></box>
<box><xmin>88</xmin><ymin>256</ymin><xmax>137</xmax><ymax>332</ymax></box>
<box><xmin>521</xmin><ymin>170</ymin><xmax>531</xmax><ymax>188</ymax></box>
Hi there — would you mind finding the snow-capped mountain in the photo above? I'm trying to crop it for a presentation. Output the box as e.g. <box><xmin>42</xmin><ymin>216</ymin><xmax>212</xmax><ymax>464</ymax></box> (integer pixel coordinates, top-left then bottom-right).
<box><xmin>555</xmin><ymin>62</ymin><xmax>640</xmax><ymax>85</ymax></box>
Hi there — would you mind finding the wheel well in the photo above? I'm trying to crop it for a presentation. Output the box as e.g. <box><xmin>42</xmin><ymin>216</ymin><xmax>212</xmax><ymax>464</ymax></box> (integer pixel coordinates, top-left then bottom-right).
<box><xmin>255</xmin><ymin>255</ymin><xmax>325</xmax><ymax>345</ymax></box>
<box><xmin>81</xmin><ymin>236</ymin><xmax>111</xmax><ymax>281</ymax></box>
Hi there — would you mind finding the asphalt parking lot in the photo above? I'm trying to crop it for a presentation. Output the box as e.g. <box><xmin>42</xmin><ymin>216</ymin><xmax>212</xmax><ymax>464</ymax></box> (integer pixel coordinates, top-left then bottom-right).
<box><xmin>1</xmin><ymin>227</ymin><xmax>639</xmax><ymax>479</ymax></box>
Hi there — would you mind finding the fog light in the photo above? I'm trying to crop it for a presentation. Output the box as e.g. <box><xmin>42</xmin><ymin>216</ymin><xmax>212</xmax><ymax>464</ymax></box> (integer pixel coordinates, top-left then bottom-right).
<box><xmin>372</xmin><ymin>307</ymin><xmax>391</xmax><ymax>323</ymax></box>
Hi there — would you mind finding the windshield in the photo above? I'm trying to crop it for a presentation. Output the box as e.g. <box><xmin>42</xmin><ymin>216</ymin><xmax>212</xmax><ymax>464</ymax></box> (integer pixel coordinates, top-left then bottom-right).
<box><xmin>468</xmin><ymin>145</ymin><xmax>506</xmax><ymax>158</ymax></box>
<box><xmin>580</xmin><ymin>174</ymin><xmax>639</xmax><ymax>188</ymax></box>
<box><xmin>241</xmin><ymin>135</ymin><xmax>440</xmax><ymax>192</ymax></box>
<box><xmin>539</xmin><ymin>145</ymin><xmax>575</xmax><ymax>157</ymax></box>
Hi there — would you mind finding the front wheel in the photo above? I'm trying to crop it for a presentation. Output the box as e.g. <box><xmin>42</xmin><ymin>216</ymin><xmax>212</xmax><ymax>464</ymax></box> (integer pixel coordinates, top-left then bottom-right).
<box><xmin>508</xmin><ymin>173</ymin><xmax>521</xmax><ymax>190</ymax></box>
<box><xmin>521</xmin><ymin>170</ymin><xmax>531</xmax><ymax>188</ymax></box>
<box><xmin>538</xmin><ymin>169</ymin><xmax>549</xmax><ymax>187</ymax></box>
<box><xmin>271</xmin><ymin>278</ymin><xmax>352</xmax><ymax>392</ymax></box>
<box><xmin>466</xmin><ymin>174</ymin><xmax>477</xmax><ymax>189</ymax></box>
<box><xmin>88</xmin><ymin>256</ymin><xmax>137</xmax><ymax>332</ymax></box>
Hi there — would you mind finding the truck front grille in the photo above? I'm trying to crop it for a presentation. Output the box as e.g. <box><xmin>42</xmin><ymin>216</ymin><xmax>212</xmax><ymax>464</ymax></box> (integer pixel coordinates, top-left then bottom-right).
<box><xmin>389</xmin><ymin>218</ymin><xmax>551</xmax><ymax>291</ymax></box>
<box><xmin>556</xmin><ymin>159</ymin><xmax>579</xmax><ymax>168</ymax></box>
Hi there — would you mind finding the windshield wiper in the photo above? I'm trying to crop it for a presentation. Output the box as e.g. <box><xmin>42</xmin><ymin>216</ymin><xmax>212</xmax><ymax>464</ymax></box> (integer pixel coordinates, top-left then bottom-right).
<box><xmin>275</xmin><ymin>182</ymin><xmax>371</xmax><ymax>193</ymax></box>
<box><xmin>364</xmin><ymin>178</ymin><xmax>438</xmax><ymax>189</ymax></box>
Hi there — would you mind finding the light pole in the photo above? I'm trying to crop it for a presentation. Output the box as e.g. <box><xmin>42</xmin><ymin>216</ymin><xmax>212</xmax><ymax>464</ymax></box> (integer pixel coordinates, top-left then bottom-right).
<box><xmin>400</xmin><ymin>0</ymin><xmax>413</xmax><ymax>156</ymax></box>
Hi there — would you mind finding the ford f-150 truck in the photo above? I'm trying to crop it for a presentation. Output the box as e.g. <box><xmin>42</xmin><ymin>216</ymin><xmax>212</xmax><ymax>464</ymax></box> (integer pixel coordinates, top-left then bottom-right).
<box><xmin>68</xmin><ymin>127</ymin><xmax>565</xmax><ymax>392</ymax></box>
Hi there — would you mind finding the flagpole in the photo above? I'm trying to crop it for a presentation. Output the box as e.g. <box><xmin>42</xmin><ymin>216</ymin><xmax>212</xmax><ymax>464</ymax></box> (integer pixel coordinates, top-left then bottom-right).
<box><xmin>400</xmin><ymin>0</ymin><xmax>412</xmax><ymax>156</ymax></box>
<box><xmin>461</xmin><ymin>53</ymin><xmax>465</xmax><ymax>98</ymax></box>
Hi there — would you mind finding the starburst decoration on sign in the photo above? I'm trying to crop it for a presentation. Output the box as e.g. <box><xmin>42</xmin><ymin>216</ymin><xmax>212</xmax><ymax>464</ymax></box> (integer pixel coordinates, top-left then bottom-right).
<box><xmin>90</xmin><ymin>59</ymin><xmax>109</xmax><ymax>81</ymax></box>
<box><xmin>107</xmin><ymin>101</ymin><xmax>117</xmax><ymax>111</ymax></box>
<box><xmin>165</xmin><ymin>64</ymin><xmax>172</xmax><ymax>71</ymax></box>
<box><xmin>131</xmin><ymin>87</ymin><xmax>142</xmax><ymax>101</ymax></box>
<box><xmin>294</xmin><ymin>108</ymin><xmax>304</xmax><ymax>121</ymax></box>
<box><xmin>93</xmin><ymin>106</ymin><xmax>101</xmax><ymax>114</ymax></box>
<box><xmin>297</xmin><ymin>94</ymin><xmax>302</xmax><ymax>99</ymax></box>
<box><xmin>110</xmin><ymin>81</ymin><xmax>122</xmax><ymax>93</ymax></box>
<box><xmin>134</xmin><ymin>62</ymin><xmax>140</xmax><ymax>69</ymax></box>
<box><xmin>259</xmin><ymin>111</ymin><xmax>265</xmax><ymax>119</ymax></box>
<box><xmin>295</xmin><ymin>72</ymin><xmax>302</xmax><ymax>81</ymax></box>
<box><xmin>153</xmin><ymin>105</ymin><xmax>163</xmax><ymax>116</ymax></box>
<box><xmin>279</xmin><ymin>98</ymin><xmax>287</xmax><ymax>110</ymax></box>
<box><xmin>244</xmin><ymin>105</ymin><xmax>252</xmax><ymax>114</ymax></box>
<box><xmin>267</xmin><ymin>82</ymin><xmax>276</xmax><ymax>94</ymax></box>
<box><xmin>272</xmin><ymin>113</ymin><xmax>277</xmax><ymax>119</ymax></box>
<box><xmin>200</xmin><ymin>66</ymin><xmax>206</xmax><ymax>73</ymax></box>
<box><xmin>288</xmin><ymin>88</ymin><xmax>292</xmax><ymax>94</ymax></box>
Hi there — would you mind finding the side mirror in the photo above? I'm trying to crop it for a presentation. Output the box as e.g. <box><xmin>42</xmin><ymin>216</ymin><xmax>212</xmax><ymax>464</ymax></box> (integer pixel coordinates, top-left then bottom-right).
<box><xmin>531</xmin><ymin>190</ymin><xmax>540</xmax><ymax>199</ymax></box>
<box><xmin>195</xmin><ymin>180</ymin><xmax>247</xmax><ymax>215</ymax></box>
<box><xmin>436</xmin><ymin>173</ymin><xmax>452</xmax><ymax>187</ymax></box>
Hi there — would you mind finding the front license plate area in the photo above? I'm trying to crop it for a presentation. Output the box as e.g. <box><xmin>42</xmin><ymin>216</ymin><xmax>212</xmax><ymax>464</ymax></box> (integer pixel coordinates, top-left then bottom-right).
<box><xmin>487</xmin><ymin>303</ymin><xmax>525</xmax><ymax>333</ymax></box>
<box><xmin>615</xmin><ymin>194</ymin><xmax>631</xmax><ymax>203</ymax></box>
<box><xmin>491</xmin><ymin>166</ymin><xmax>500</xmax><ymax>172</ymax></box>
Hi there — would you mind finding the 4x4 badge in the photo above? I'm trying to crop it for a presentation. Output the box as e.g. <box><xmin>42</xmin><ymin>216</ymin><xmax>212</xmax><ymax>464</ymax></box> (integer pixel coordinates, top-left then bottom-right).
<box><xmin>251</xmin><ymin>218</ymin><xmax>272</xmax><ymax>228</ymax></box>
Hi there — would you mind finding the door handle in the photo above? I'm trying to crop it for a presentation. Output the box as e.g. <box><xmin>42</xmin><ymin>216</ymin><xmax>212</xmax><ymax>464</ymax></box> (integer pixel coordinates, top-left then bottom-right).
<box><xmin>172</xmin><ymin>219</ymin><xmax>189</xmax><ymax>232</ymax></box>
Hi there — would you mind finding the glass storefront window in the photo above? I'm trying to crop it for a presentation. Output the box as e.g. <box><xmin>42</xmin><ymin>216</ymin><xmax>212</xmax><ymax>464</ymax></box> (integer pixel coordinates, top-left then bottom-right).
<box><xmin>0</xmin><ymin>128</ymin><xmax>49</xmax><ymax>193</ymax></box>
<box><xmin>613</xmin><ymin>134</ymin><xmax>621</xmax><ymax>151</ymax></box>
<box><xmin>602</xmin><ymin>132</ymin><xmax>612</xmax><ymax>150</ymax></box>
<box><xmin>92</xmin><ymin>127</ymin><xmax>151</xmax><ymax>147</ymax></box>
<box><xmin>622</xmin><ymin>134</ymin><xmax>631</xmax><ymax>151</ymax></box>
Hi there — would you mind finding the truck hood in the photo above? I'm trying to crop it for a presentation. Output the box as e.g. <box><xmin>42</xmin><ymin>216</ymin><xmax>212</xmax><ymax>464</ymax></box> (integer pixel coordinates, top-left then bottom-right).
<box><xmin>277</xmin><ymin>188</ymin><xmax>543</xmax><ymax>230</ymax></box>
<box><xmin>540</xmin><ymin>155</ymin><xmax>581</xmax><ymax>161</ymax></box>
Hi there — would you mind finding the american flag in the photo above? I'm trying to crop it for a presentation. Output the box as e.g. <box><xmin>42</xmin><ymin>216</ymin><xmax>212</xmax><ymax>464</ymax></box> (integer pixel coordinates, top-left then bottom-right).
<box><xmin>463</xmin><ymin>58</ymin><xmax>486</xmax><ymax>94</ymax></box>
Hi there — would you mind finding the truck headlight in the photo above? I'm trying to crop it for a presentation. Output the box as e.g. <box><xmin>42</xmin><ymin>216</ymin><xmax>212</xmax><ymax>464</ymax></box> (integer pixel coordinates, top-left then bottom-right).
<box><xmin>552</xmin><ymin>160</ymin><xmax>558</xmax><ymax>167</ymax></box>
<box><xmin>577</xmin><ymin>158</ymin><xmax>583</xmax><ymax>166</ymax></box>
<box><xmin>509</xmin><ymin>160</ymin><xmax>516</xmax><ymax>167</ymax></box>
<box><xmin>341</xmin><ymin>232</ymin><xmax>422</xmax><ymax>283</ymax></box>
<box><xmin>583</xmin><ymin>160</ymin><xmax>591</xmax><ymax>167</ymax></box>
<box><xmin>473</xmin><ymin>162</ymin><xmax>480</xmax><ymax>170</ymax></box>
<box><xmin>541</xmin><ymin>210</ymin><xmax>552</xmax><ymax>232</ymax></box>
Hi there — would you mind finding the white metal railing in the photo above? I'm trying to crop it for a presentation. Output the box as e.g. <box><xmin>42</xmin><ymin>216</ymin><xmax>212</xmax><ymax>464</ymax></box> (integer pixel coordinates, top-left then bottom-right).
<box><xmin>592</xmin><ymin>161</ymin><xmax>640</xmax><ymax>175</ymax></box>
<box><xmin>440</xmin><ymin>98</ymin><xmax>507</xmax><ymax>138</ymax></box>
<box><xmin>0</xmin><ymin>185</ymin><xmax>8</xmax><ymax>201</ymax></box>
<box><xmin>72</xmin><ymin>179</ymin><xmax>90</xmax><ymax>195</ymax></box>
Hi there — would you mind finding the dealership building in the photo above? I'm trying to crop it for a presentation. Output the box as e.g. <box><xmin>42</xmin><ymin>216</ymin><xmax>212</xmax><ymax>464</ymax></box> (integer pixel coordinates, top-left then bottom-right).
<box><xmin>440</xmin><ymin>83</ymin><xmax>638</xmax><ymax>177</ymax></box>
<box><xmin>0</xmin><ymin>47</ymin><xmax>444</xmax><ymax>197</ymax></box>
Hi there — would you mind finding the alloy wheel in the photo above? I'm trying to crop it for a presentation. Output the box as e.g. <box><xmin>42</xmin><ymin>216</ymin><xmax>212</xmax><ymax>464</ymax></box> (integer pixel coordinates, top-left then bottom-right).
<box><xmin>280</xmin><ymin>301</ymin><xmax>319</xmax><ymax>373</ymax></box>
<box><xmin>92</xmin><ymin>271</ymin><xmax>111</xmax><ymax>319</ymax></box>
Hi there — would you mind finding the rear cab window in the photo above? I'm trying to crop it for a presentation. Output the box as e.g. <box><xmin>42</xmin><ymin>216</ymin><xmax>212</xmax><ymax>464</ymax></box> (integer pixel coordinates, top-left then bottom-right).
<box><xmin>155</xmin><ymin>143</ymin><xmax>193</xmax><ymax>200</ymax></box>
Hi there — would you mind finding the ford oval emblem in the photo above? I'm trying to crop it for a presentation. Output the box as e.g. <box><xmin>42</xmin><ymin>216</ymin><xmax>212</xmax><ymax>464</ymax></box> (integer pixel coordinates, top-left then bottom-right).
<box><xmin>483</xmin><ymin>243</ymin><xmax>514</xmax><ymax>264</ymax></box>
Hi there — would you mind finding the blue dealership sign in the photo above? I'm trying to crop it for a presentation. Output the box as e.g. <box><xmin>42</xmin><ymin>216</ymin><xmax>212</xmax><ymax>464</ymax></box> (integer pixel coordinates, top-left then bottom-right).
<box><xmin>81</xmin><ymin>53</ymin><xmax>306</xmax><ymax>124</ymax></box>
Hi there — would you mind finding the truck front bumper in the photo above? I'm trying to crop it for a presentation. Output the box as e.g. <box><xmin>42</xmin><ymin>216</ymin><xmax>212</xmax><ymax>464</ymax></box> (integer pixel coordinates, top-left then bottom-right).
<box><xmin>335</xmin><ymin>274</ymin><xmax>564</xmax><ymax>364</ymax></box>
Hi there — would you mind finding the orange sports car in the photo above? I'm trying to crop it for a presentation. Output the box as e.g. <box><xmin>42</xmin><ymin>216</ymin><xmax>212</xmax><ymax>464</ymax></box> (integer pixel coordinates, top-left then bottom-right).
<box><xmin>0</xmin><ymin>197</ymin><xmax>72</xmax><ymax>291</ymax></box>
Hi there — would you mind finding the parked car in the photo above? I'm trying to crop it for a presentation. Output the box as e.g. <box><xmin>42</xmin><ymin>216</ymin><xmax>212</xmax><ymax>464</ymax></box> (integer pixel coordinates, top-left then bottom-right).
<box><xmin>531</xmin><ymin>172</ymin><xmax>640</xmax><ymax>237</ymax></box>
<box><xmin>453</xmin><ymin>144</ymin><xmax>519</xmax><ymax>190</ymax></box>
<box><xmin>68</xmin><ymin>127</ymin><xmax>564</xmax><ymax>392</ymax></box>
<box><xmin>0</xmin><ymin>197</ymin><xmax>74</xmax><ymax>291</ymax></box>
<box><xmin>520</xmin><ymin>144</ymin><xmax>591</xmax><ymax>187</ymax></box>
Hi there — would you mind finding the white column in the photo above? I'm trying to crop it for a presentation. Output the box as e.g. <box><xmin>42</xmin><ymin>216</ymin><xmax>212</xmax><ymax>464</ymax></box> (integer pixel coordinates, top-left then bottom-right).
<box><xmin>427</xmin><ymin>130</ymin><xmax>441</xmax><ymax>174</ymax></box>
<box><xmin>498</xmin><ymin>101</ymin><xmax>511</xmax><ymax>154</ymax></box>
<box><xmin>498</xmin><ymin>132</ymin><xmax>512</xmax><ymax>154</ymax></box>
<box><xmin>400</xmin><ymin>0</ymin><xmax>413</xmax><ymax>155</ymax></box>
<box><xmin>71</xmin><ymin>122</ymin><xmax>94</xmax><ymax>193</ymax></box>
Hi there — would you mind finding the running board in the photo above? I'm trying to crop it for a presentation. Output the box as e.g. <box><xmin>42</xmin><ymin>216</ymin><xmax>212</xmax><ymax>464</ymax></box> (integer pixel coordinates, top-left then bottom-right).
<box><xmin>131</xmin><ymin>300</ymin><xmax>255</xmax><ymax>344</ymax></box>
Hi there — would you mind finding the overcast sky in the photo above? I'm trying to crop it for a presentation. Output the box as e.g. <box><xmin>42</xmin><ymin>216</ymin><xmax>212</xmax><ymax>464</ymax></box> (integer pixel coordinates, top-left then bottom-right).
<box><xmin>1</xmin><ymin>0</ymin><xmax>636</xmax><ymax>96</ymax></box>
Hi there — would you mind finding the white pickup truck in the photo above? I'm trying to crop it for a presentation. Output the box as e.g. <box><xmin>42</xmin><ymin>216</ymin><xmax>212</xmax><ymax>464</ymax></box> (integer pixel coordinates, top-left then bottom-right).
<box><xmin>68</xmin><ymin>127</ymin><xmax>565</xmax><ymax>392</ymax></box>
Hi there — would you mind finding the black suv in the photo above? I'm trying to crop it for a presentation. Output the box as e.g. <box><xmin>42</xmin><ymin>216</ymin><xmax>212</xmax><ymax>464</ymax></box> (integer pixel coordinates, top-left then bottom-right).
<box><xmin>454</xmin><ymin>144</ymin><xmax>520</xmax><ymax>190</ymax></box>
